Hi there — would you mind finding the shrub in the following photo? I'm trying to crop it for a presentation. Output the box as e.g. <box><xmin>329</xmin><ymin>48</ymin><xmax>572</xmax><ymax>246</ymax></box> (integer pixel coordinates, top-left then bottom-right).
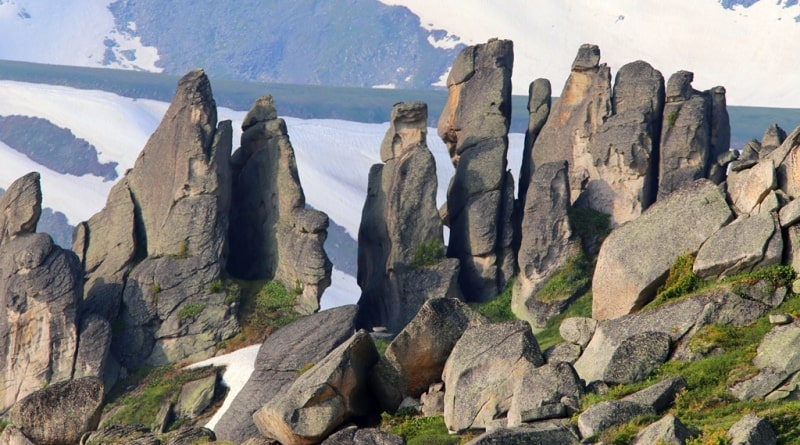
<box><xmin>471</xmin><ymin>279</ymin><xmax>516</xmax><ymax>322</ymax></box>
<box><xmin>655</xmin><ymin>253</ymin><xmax>701</xmax><ymax>302</ymax></box>
<box><xmin>412</xmin><ymin>239</ymin><xmax>445</xmax><ymax>268</ymax></box>
<box><xmin>535</xmin><ymin>248</ymin><xmax>592</xmax><ymax>304</ymax></box>
<box><xmin>178</xmin><ymin>303</ymin><xmax>205</xmax><ymax>321</ymax></box>
<box><xmin>667</xmin><ymin>110</ymin><xmax>678</xmax><ymax>127</ymax></box>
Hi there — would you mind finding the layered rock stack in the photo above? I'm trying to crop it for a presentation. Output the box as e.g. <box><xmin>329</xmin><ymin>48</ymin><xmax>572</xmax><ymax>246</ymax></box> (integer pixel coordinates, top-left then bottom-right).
<box><xmin>357</xmin><ymin>102</ymin><xmax>460</xmax><ymax>332</ymax></box>
<box><xmin>438</xmin><ymin>38</ymin><xmax>516</xmax><ymax>302</ymax></box>
<box><xmin>228</xmin><ymin>95</ymin><xmax>332</xmax><ymax>314</ymax></box>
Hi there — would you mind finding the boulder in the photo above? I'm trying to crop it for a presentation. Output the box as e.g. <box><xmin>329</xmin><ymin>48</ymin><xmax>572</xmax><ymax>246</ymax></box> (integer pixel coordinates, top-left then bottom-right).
<box><xmin>624</xmin><ymin>376</ymin><xmax>686</xmax><ymax>412</ymax></box>
<box><xmin>163</xmin><ymin>427</ymin><xmax>216</xmax><ymax>445</ymax></box>
<box><xmin>79</xmin><ymin>424</ymin><xmax>158</xmax><ymax>445</ymax></box>
<box><xmin>545</xmin><ymin>343</ymin><xmax>582</xmax><ymax>364</ymax></box>
<box><xmin>464</xmin><ymin>421</ymin><xmax>580</xmax><ymax>445</ymax></box>
<box><xmin>438</xmin><ymin>38</ymin><xmax>516</xmax><ymax>301</ymax></box>
<box><xmin>559</xmin><ymin>317</ymin><xmax>598</xmax><ymax>348</ymax></box>
<box><xmin>730</xmin><ymin>321</ymin><xmax>800</xmax><ymax>400</ymax></box>
<box><xmin>513</xmin><ymin>161</ymin><xmax>582</xmax><ymax>329</ymax></box>
<box><xmin>0</xmin><ymin>172</ymin><xmax>40</xmax><ymax>247</ymax></box>
<box><xmin>766</xmin><ymin>124</ymin><xmax>800</xmax><ymax>198</ymax></box>
<box><xmin>229</xmin><ymin>95</ymin><xmax>331</xmax><ymax>313</ymax></box>
<box><xmin>779</xmin><ymin>198</ymin><xmax>800</xmax><ymax>227</ymax></box>
<box><xmin>0</xmin><ymin>426</ymin><xmax>35</xmax><ymax>445</ymax></box>
<box><xmin>532</xmin><ymin>44</ymin><xmax>612</xmax><ymax>204</ymax></box>
<box><xmin>518</xmin><ymin>78</ymin><xmax>552</xmax><ymax>202</ymax></box>
<box><xmin>727</xmin><ymin>159</ymin><xmax>777</xmax><ymax>214</ymax></box>
<box><xmin>507</xmin><ymin>362</ymin><xmax>583</xmax><ymax>426</ymax></box>
<box><xmin>357</xmin><ymin>102</ymin><xmax>456</xmax><ymax>332</ymax></box>
<box><xmin>0</xmin><ymin>233</ymin><xmax>81</xmax><ymax>411</ymax></box>
<box><xmin>420</xmin><ymin>382</ymin><xmax>445</xmax><ymax>416</ymax></box>
<box><xmin>215</xmin><ymin>305</ymin><xmax>358</xmax><ymax>444</ymax></box>
<box><xmin>321</xmin><ymin>426</ymin><xmax>404</xmax><ymax>445</ymax></box>
<box><xmin>761</xmin><ymin>124</ymin><xmax>787</xmax><ymax>155</ymax></box>
<box><xmin>10</xmin><ymin>377</ymin><xmax>103</xmax><ymax>445</ymax></box>
<box><xmin>379</xmin><ymin>298</ymin><xmax>487</xmax><ymax>400</ymax></box>
<box><xmin>602</xmin><ymin>331</ymin><xmax>671</xmax><ymax>384</ymax></box>
<box><xmin>175</xmin><ymin>373</ymin><xmax>217</xmax><ymax>418</ymax></box>
<box><xmin>727</xmin><ymin>414</ymin><xmax>776</xmax><ymax>445</ymax></box>
<box><xmin>630</xmin><ymin>414</ymin><xmax>691</xmax><ymax>445</ymax></box>
<box><xmin>253</xmin><ymin>330</ymin><xmax>379</xmax><ymax>445</ymax></box>
<box><xmin>443</xmin><ymin>320</ymin><xmax>544</xmax><ymax>432</ymax></box>
<box><xmin>693</xmin><ymin>213</ymin><xmax>782</xmax><ymax>280</ymax></box>
<box><xmin>658</xmin><ymin>71</ymin><xmax>712</xmax><ymax>198</ymax></box>
<box><xmin>592</xmin><ymin>179</ymin><xmax>733</xmax><ymax>319</ymax></box>
<box><xmin>580</xmin><ymin>60</ymin><xmax>664</xmax><ymax>225</ymax></box>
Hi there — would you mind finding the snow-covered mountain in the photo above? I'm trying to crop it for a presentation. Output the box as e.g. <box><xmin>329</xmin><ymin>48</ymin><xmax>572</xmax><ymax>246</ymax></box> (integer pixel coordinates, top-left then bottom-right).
<box><xmin>1</xmin><ymin>0</ymin><xmax>799</xmax><ymax>106</ymax></box>
<box><xmin>0</xmin><ymin>78</ymin><xmax>524</xmax><ymax>309</ymax></box>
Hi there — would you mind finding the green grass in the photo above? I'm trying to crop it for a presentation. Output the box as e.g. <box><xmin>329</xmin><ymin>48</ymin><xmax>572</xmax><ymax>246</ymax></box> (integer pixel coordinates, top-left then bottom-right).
<box><xmin>381</xmin><ymin>412</ymin><xmax>462</xmax><ymax>445</ymax></box>
<box><xmin>534</xmin><ymin>291</ymin><xmax>593</xmax><ymax>351</ymax></box>
<box><xmin>411</xmin><ymin>239</ymin><xmax>445</xmax><ymax>268</ymax></box>
<box><xmin>470</xmin><ymin>279</ymin><xmax>516</xmax><ymax>323</ymax></box>
<box><xmin>535</xmin><ymin>249</ymin><xmax>592</xmax><ymax>304</ymax></box>
<box><xmin>177</xmin><ymin>303</ymin><xmax>205</xmax><ymax>321</ymax></box>
<box><xmin>568</xmin><ymin>207</ymin><xmax>611</xmax><ymax>245</ymax></box>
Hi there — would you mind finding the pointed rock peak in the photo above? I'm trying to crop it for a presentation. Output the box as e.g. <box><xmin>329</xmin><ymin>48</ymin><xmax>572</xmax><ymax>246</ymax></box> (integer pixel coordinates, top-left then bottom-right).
<box><xmin>175</xmin><ymin>68</ymin><xmax>215</xmax><ymax>108</ymax></box>
<box><xmin>242</xmin><ymin>95</ymin><xmax>279</xmax><ymax>131</ymax></box>
<box><xmin>666</xmin><ymin>70</ymin><xmax>695</xmax><ymax>102</ymax></box>
<box><xmin>572</xmin><ymin>44</ymin><xmax>601</xmax><ymax>71</ymax></box>
<box><xmin>762</xmin><ymin>123</ymin><xmax>787</xmax><ymax>148</ymax></box>
<box><xmin>380</xmin><ymin>101</ymin><xmax>428</xmax><ymax>162</ymax></box>
<box><xmin>0</xmin><ymin>171</ymin><xmax>42</xmax><ymax>247</ymax></box>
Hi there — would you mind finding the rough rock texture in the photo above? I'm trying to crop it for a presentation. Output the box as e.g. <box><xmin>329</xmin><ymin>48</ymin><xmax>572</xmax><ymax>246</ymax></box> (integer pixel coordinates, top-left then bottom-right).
<box><xmin>576</xmin><ymin>287</ymin><xmax>770</xmax><ymax>385</ymax></box>
<box><xmin>357</xmin><ymin>102</ymin><xmax>456</xmax><ymax>331</ymax></box>
<box><xmin>709</xmin><ymin>86</ymin><xmax>732</xmax><ymax>160</ymax></box>
<box><xmin>77</xmin><ymin>69</ymin><xmax>238</xmax><ymax>370</ymax></box>
<box><xmin>761</xmin><ymin>124</ymin><xmax>787</xmax><ymax>155</ymax></box>
<box><xmin>559</xmin><ymin>317</ymin><xmax>598</xmax><ymax>348</ymax></box>
<box><xmin>10</xmin><ymin>377</ymin><xmax>103</xmax><ymax>445</ymax></box>
<box><xmin>176</xmin><ymin>374</ymin><xmax>217</xmax><ymax>418</ymax></box>
<box><xmin>592</xmin><ymin>179</ymin><xmax>733</xmax><ymax>319</ymax></box>
<box><xmin>693</xmin><ymin>213</ymin><xmax>782</xmax><ymax>280</ymax></box>
<box><xmin>658</xmin><ymin>71</ymin><xmax>713</xmax><ymax>198</ymax></box>
<box><xmin>442</xmin><ymin>321</ymin><xmax>545</xmax><ymax>432</ymax></box>
<box><xmin>727</xmin><ymin>414</ymin><xmax>776</xmax><ymax>445</ymax></box>
<box><xmin>215</xmin><ymin>305</ymin><xmax>358</xmax><ymax>444</ymax></box>
<box><xmin>513</xmin><ymin>161</ymin><xmax>581</xmax><ymax>329</ymax></box>
<box><xmin>0</xmin><ymin>233</ymin><xmax>81</xmax><ymax>412</ymax></box>
<box><xmin>464</xmin><ymin>421</ymin><xmax>580</xmax><ymax>445</ymax></box>
<box><xmin>580</xmin><ymin>60</ymin><xmax>664</xmax><ymax>225</ymax></box>
<box><xmin>420</xmin><ymin>382</ymin><xmax>445</xmax><ymax>416</ymax></box>
<box><xmin>766</xmin><ymin>124</ymin><xmax>800</xmax><ymax>198</ymax></box>
<box><xmin>80</xmin><ymin>425</ymin><xmax>159</xmax><ymax>445</ymax></box>
<box><xmin>730</xmin><ymin>321</ymin><xmax>800</xmax><ymax>400</ymax></box>
<box><xmin>229</xmin><ymin>95</ymin><xmax>331</xmax><ymax>314</ymax></box>
<box><xmin>0</xmin><ymin>172</ymin><xmax>41</xmax><ymax>248</ymax></box>
<box><xmin>507</xmin><ymin>362</ymin><xmax>582</xmax><ymax>426</ymax></box>
<box><xmin>164</xmin><ymin>427</ymin><xmax>216</xmax><ymax>445</ymax></box>
<box><xmin>0</xmin><ymin>425</ymin><xmax>35</xmax><ymax>445</ymax></box>
<box><xmin>73</xmin><ymin>314</ymin><xmax>112</xmax><ymax>381</ymax></box>
<box><xmin>602</xmin><ymin>331</ymin><xmax>671</xmax><ymax>384</ymax></box>
<box><xmin>631</xmin><ymin>414</ymin><xmax>691</xmax><ymax>445</ymax></box>
<box><xmin>518</xmin><ymin>78</ymin><xmax>552</xmax><ymax>202</ymax></box>
<box><xmin>438</xmin><ymin>38</ymin><xmax>516</xmax><ymax>302</ymax></box>
<box><xmin>321</xmin><ymin>426</ymin><xmax>404</xmax><ymax>445</ymax></box>
<box><xmin>532</xmin><ymin>44</ymin><xmax>612</xmax><ymax>204</ymax></box>
<box><xmin>253</xmin><ymin>330</ymin><xmax>379</xmax><ymax>445</ymax></box>
<box><xmin>726</xmin><ymin>159</ymin><xmax>777</xmax><ymax>215</ymax></box>
<box><xmin>378</xmin><ymin>298</ymin><xmax>487</xmax><ymax>400</ymax></box>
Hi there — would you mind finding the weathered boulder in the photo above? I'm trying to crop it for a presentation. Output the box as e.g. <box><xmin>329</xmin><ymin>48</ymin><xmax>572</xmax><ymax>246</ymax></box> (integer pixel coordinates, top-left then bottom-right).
<box><xmin>378</xmin><ymin>298</ymin><xmax>487</xmax><ymax>401</ymax></box>
<box><xmin>163</xmin><ymin>427</ymin><xmax>216</xmax><ymax>445</ymax></box>
<box><xmin>10</xmin><ymin>377</ymin><xmax>103</xmax><ymax>445</ymax></box>
<box><xmin>518</xmin><ymin>78</ymin><xmax>552</xmax><ymax>202</ymax></box>
<box><xmin>229</xmin><ymin>95</ymin><xmax>331</xmax><ymax>314</ymax></box>
<box><xmin>532</xmin><ymin>44</ymin><xmax>612</xmax><ymax>204</ymax></box>
<box><xmin>580</xmin><ymin>60</ymin><xmax>664</xmax><ymax>225</ymax></box>
<box><xmin>603</xmin><ymin>331</ymin><xmax>671</xmax><ymax>384</ymax></box>
<box><xmin>464</xmin><ymin>421</ymin><xmax>581</xmax><ymax>445</ymax></box>
<box><xmin>559</xmin><ymin>317</ymin><xmax>598</xmax><ymax>348</ymax></box>
<box><xmin>761</xmin><ymin>124</ymin><xmax>787</xmax><ymax>156</ymax></box>
<box><xmin>443</xmin><ymin>321</ymin><xmax>544</xmax><ymax>432</ymax></box>
<box><xmin>253</xmin><ymin>330</ymin><xmax>379</xmax><ymax>445</ymax></box>
<box><xmin>0</xmin><ymin>172</ymin><xmax>40</xmax><ymax>247</ymax></box>
<box><xmin>357</xmin><ymin>102</ymin><xmax>457</xmax><ymax>332</ymax></box>
<box><xmin>420</xmin><ymin>382</ymin><xmax>445</xmax><ymax>416</ymax></box>
<box><xmin>321</xmin><ymin>426</ymin><xmax>404</xmax><ymax>445</ymax></box>
<box><xmin>507</xmin><ymin>361</ymin><xmax>583</xmax><ymax>426</ymax></box>
<box><xmin>0</xmin><ymin>425</ymin><xmax>35</xmax><ymax>445</ymax></box>
<box><xmin>175</xmin><ymin>373</ymin><xmax>217</xmax><ymax>418</ymax></box>
<box><xmin>730</xmin><ymin>321</ymin><xmax>800</xmax><ymax>400</ymax></box>
<box><xmin>693</xmin><ymin>213</ymin><xmax>782</xmax><ymax>280</ymax></box>
<box><xmin>592</xmin><ymin>179</ymin><xmax>733</xmax><ymax>319</ymax></box>
<box><xmin>765</xmin><ymin>124</ymin><xmax>800</xmax><ymax>198</ymax></box>
<box><xmin>438</xmin><ymin>38</ymin><xmax>516</xmax><ymax>301</ymax></box>
<box><xmin>79</xmin><ymin>424</ymin><xmax>158</xmax><ymax>445</ymax></box>
<box><xmin>726</xmin><ymin>159</ymin><xmax>777</xmax><ymax>215</ymax></box>
<box><xmin>513</xmin><ymin>161</ymin><xmax>582</xmax><ymax>329</ymax></box>
<box><xmin>727</xmin><ymin>413</ymin><xmax>776</xmax><ymax>445</ymax></box>
<box><xmin>630</xmin><ymin>414</ymin><xmax>691</xmax><ymax>445</ymax></box>
<box><xmin>658</xmin><ymin>71</ymin><xmax>712</xmax><ymax>198</ymax></box>
<box><xmin>0</xmin><ymin>233</ymin><xmax>81</xmax><ymax>411</ymax></box>
<box><xmin>215</xmin><ymin>305</ymin><xmax>358</xmax><ymax>444</ymax></box>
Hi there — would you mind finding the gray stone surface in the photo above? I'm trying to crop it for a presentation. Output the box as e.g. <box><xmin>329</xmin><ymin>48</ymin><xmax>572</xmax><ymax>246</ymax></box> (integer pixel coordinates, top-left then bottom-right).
<box><xmin>0</xmin><ymin>172</ymin><xmax>40</xmax><ymax>248</ymax></box>
<box><xmin>731</xmin><ymin>321</ymin><xmax>800</xmax><ymax>400</ymax></box>
<box><xmin>215</xmin><ymin>305</ymin><xmax>358</xmax><ymax>444</ymax></box>
<box><xmin>229</xmin><ymin>95</ymin><xmax>331</xmax><ymax>314</ymax></box>
<box><xmin>438</xmin><ymin>38</ymin><xmax>516</xmax><ymax>302</ymax></box>
<box><xmin>358</xmin><ymin>101</ymin><xmax>455</xmax><ymax>332</ymax></box>
<box><xmin>73</xmin><ymin>314</ymin><xmax>112</xmax><ymax>382</ymax></box>
<box><xmin>507</xmin><ymin>361</ymin><xmax>582</xmax><ymax>426</ymax></box>
<box><xmin>630</xmin><ymin>414</ymin><xmax>691</xmax><ymax>445</ymax></box>
<box><xmin>519</xmin><ymin>78</ymin><xmax>551</xmax><ymax>202</ymax></box>
<box><xmin>694</xmin><ymin>212</ymin><xmax>782</xmax><ymax>280</ymax></box>
<box><xmin>0</xmin><ymin>233</ymin><xmax>81</xmax><ymax>412</ymax></box>
<box><xmin>443</xmin><ymin>320</ymin><xmax>544</xmax><ymax>432</ymax></box>
<box><xmin>544</xmin><ymin>342</ymin><xmax>582</xmax><ymax>364</ymax></box>
<box><xmin>513</xmin><ymin>161</ymin><xmax>581</xmax><ymax>329</ymax></box>
<box><xmin>559</xmin><ymin>317</ymin><xmax>598</xmax><ymax>348</ymax></box>
<box><xmin>779</xmin><ymin>198</ymin><xmax>800</xmax><ymax>227</ymax></box>
<box><xmin>766</xmin><ymin>124</ymin><xmax>800</xmax><ymax>198</ymax></box>
<box><xmin>10</xmin><ymin>377</ymin><xmax>103</xmax><ymax>445</ymax></box>
<box><xmin>603</xmin><ymin>331</ymin><xmax>671</xmax><ymax>384</ymax></box>
<box><xmin>464</xmin><ymin>421</ymin><xmax>580</xmax><ymax>445</ymax></box>
<box><xmin>761</xmin><ymin>124</ymin><xmax>787</xmax><ymax>154</ymax></box>
<box><xmin>577</xmin><ymin>400</ymin><xmax>654</xmax><ymax>439</ymax></box>
<box><xmin>727</xmin><ymin>159</ymin><xmax>777</xmax><ymax>215</ymax></box>
<box><xmin>624</xmin><ymin>376</ymin><xmax>686</xmax><ymax>412</ymax></box>
<box><xmin>727</xmin><ymin>413</ymin><xmax>776</xmax><ymax>445</ymax></box>
<box><xmin>592</xmin><ymin>179</ymin><xmax>733</xmax><ymax>320</ymax></box>
<box><xmin>163</xmin><ymin>427</ymin><xmax>216</xmax><ymax>445</ymax></box>
<box><xmin>176</xmin><ymin>373</ymin><xmax>217</xmax><ymax>418</ymax></box>
<box><xmin>321</xmin><ymin>426</ymin><xmax>404</xmax><ymax>445</ymax></box>
<box><xmin>253</xmin><ymin>330</ymin><xmax>379</xmax><ymax>445</ymax></box>
<box><xmin>0</xmin><ymin>425</ymin><xmax>35</xmax><ymax>445</ymax></box>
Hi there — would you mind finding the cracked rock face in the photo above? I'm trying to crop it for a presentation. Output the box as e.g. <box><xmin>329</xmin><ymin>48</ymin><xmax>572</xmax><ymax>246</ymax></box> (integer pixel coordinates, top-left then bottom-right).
<box><xmin>0</xmin><ymin>172</ymin><xmax>41</xmax><ymax>248</ymax></box>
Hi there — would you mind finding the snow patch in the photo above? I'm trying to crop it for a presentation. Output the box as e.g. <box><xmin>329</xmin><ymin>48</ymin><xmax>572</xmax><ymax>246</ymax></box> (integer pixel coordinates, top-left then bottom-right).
<box><xmin>372</xmin><ymin>83</ymin><xmax>397</xmax><ymax>89</ymax></box>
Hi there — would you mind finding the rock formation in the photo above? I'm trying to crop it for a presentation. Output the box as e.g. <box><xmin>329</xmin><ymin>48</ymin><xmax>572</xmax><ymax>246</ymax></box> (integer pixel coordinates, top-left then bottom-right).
<box><xmin>512</xmin><ymin>161</ymin><xmax>581</xmax><ymax>329</ymax></box>
<box><xmin>518</xmin><ymin>78</ymin><xmax>551</xmax><ymax>203</ymax></box>
<box><xmin>228</xmin><ymin>95</ymin><xmax>332</xmax><ymax>314</ymax></box>
<box><xmin>357</xmin><ymin>101</ymin><xmax>459</xmax><ymax>331</ymax></box>
<box><xmin>75</xmin><ymin>69</ymin><xmax>239</xmax><ymax>369</ymax></box>
<box><xmin>438</xmin><ymin>38</ymin><xmax>516</xmax><ymax>302</ymax></box>
<box><xmin>0</xmin><ymin>172</ymin><xmax>41</xmax><ymax>247</ymax></box>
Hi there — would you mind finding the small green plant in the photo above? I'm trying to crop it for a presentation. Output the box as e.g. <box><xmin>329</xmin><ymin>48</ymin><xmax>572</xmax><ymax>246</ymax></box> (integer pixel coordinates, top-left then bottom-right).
<box><xmin>171</xmin><ymin>238</ymin><xmax>189</xmax><ymax>259</ymax></box>
<box><xmin>535</xmin><ymin>249</ymin><xmax>592</xmax><ymax>304</ymax></box>
<box><xmin>374</xmin><ymin>338</ymin><xmax>390</xmax><ymax>356</ymax></box>
<box><xmin>296</xmin><ymin>362</ymin><xmax>315</xmax><ymax>375</ymax></box>
<box><xmin>568</xmin><ymin>207</ymin><xmax>611</xmax><ymax>243</ymax></box>
<box><xmin>471</xmin><ymin>279</ymin><xmax>516</xmax><ymax>322</ymax></box>
<box><xmin>224</xmin><ymin>282</ymin><xmax>241</xmax><ymax>305</ymax></box>
<box><xmin>209</xmin><ymin>280</ymin><xmax>224</xmax><ymax>293</ymax></box>
<box><xmin>667</xmin><ymin>110</ymin><xmax>678</xmax><ymax>127</ymax></box>
<box><xmin>654</xmin><ymin>253</ymin><xmax>701</xmax><ymax>303</ymax></box>
<box><xmin>380</xmin><ymin>412</ymin><xmax>458</xmax><ymax>445</ymax></box>
<box><xmin>178</xmin><ymin>303</ymin><xmax>206</xmax><ymax>321</ymax></box>
<box><xmin>152</xmin><ymin>283</ymin><xmax>162</xmax><ymax>305</ymax></box>
<box><xmin>412</xmin><ymin>239</ymin><xmax>445</xmax><ymax>268</ymax></box>
<box><xmin>686</xmin><ymin>428</ymin><xmax>731</xmax><ymax>445</ymax></box>
<box><xmin>293</xmin><ymin>279</ymin><xmax>303</xmax><ymax>295</ymax></box>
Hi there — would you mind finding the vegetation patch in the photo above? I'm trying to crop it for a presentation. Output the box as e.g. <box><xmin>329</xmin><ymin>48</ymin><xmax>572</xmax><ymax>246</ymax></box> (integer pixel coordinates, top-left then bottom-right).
<box><xmin>380</xmin><ymin>411</ymin><xmax>461</xmax><ymax>445</ymax></box>
<box><xmin>535</xmin><ymin>291</ymin><xmax>592</xmax><ymax>351</ymax></box>
<box><xmin>412</xmin><ymin>239</ymin><xmax>445</xmax><ymax>268</ymax></box>
<box><xmin>178</xmin><ymin>303</ymin><xmax>205</xmax><ymax>321</ymax></box>
<box><xmin>653</xmin><ymin>253</ymin><xmax>702</xmax><ymax>304</ymax></box>
<box><xmin>568</xmin><ymin>207</ymin><xmax>611</xmax><ymax>248</ymax></box>
<box><xmin>374</xmin><ymin>338</ymin><xmax>390</xmax><ymax>357</ymax></box>
<box><xmin>470</xmin><ymin>279</ymin><xmax>516</xmax><ymax>323</ymax></box>
<box><xmin>535</xmin><ymin>248</ymin><xmax>592</xmax><ymax>304</ymax></box>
